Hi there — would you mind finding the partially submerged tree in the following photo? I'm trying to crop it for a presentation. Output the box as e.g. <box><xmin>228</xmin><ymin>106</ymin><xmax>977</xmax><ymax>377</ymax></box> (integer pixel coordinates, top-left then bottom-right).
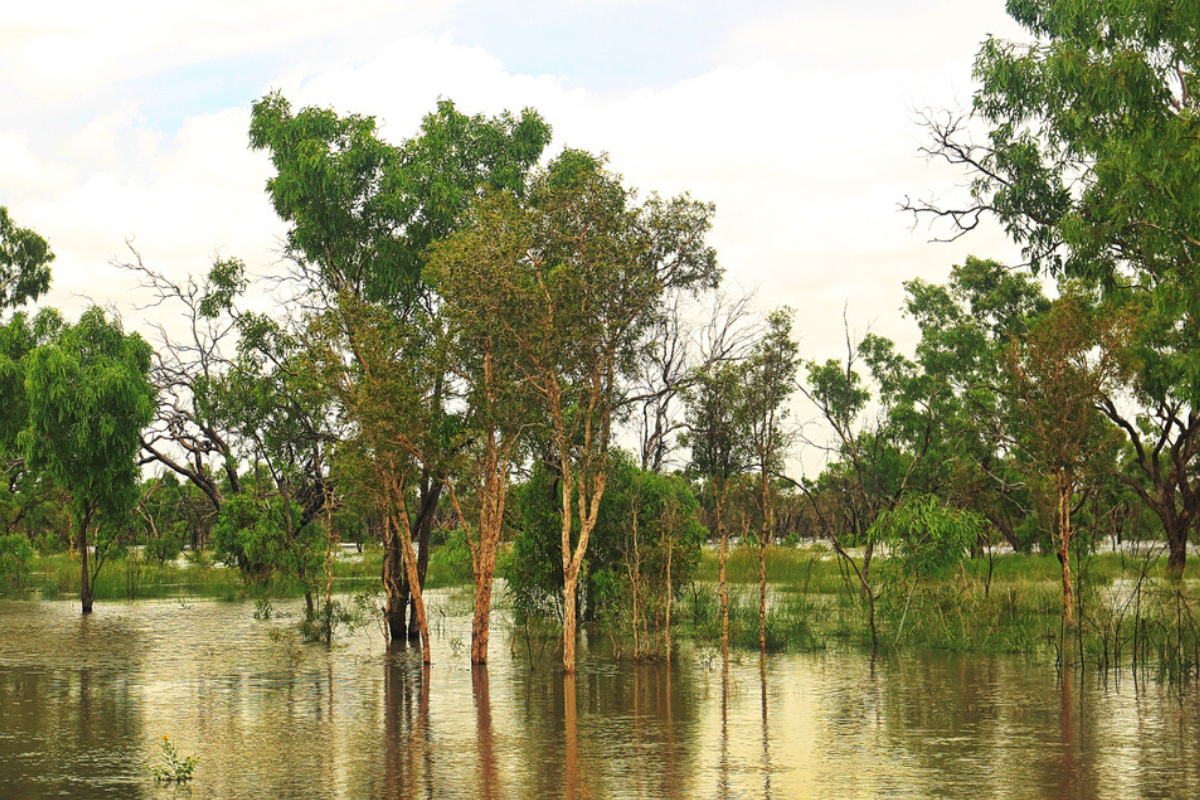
<box><xmin>435</xmin><ymin>150</ymin><xmax>720</xmax><ymax>672</ymax></box>
<box><xmin>683</xmin><ymin>359</ymin><xmax>751</xmax><ymax>655</ymax></box>
<box><xmin>742</xmin><ymin>308</ymin><xmax>798</xmax><ymax>654</ymax></box>
<box><xmin>906</xmin><ymin>0</ymin><xmax>1200</xmax><ymax>574</ymax></box>
<box><xmin>248</xmin><ymin>92</ymin><xmax>552</xmax><ymax>646</ymax></box>
<box><xmin>1002</xmin><ymin>293</ymin><xmax>1126</xmax><ymax>626</ymax></box>
<box><xmin>19</xmin><ymin>307</ymin><xmax>155</xmax><ymax>613</ymax></box>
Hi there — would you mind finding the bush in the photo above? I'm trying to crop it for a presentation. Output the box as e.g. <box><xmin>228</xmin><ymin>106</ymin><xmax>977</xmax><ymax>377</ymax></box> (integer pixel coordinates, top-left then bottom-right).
<box><xmin>144</xmin><ymin>525</ymin><xmax>183</xmax><ymax>564</ymax></box>
<box><xmin>0</xmin><ymin>533</ymin><xmax>33</xmax><ymax>590</ymax></box>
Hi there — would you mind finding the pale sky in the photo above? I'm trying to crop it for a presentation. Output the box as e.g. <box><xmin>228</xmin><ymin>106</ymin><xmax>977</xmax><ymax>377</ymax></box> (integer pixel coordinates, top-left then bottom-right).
<box><xmin>2</xmin><ymin>0</ymin><xmax>1029</xmax><ymax>471</ymax></box>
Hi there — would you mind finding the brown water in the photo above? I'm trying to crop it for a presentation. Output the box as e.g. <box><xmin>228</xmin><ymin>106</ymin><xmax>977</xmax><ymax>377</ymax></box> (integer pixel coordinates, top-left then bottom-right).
<box><xmin>1</xmin><ymin>592</ymin><xmax>1198</xmax><ymax>799</ymax></box>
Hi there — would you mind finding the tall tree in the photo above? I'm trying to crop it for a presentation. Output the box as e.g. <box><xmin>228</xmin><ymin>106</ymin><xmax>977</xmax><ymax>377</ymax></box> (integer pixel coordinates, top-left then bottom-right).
<box><xmin>19</xmin><ymin>307</ymin><xmax>154</xmax><ymax>613</ymax></box>
<box><xmin>435</xmin><ymin>150</ymin><xmax>720</xmax><ymax>672</ymax></box>
<box><xmin>906</xmin><ymin>0</ymin><xmax>1200</xmax><ymax>573</ymax></box>
<box><xmin>248</xmin><ymin>92</ymin><xmax>551</xmax><ymax>644</ymax></box>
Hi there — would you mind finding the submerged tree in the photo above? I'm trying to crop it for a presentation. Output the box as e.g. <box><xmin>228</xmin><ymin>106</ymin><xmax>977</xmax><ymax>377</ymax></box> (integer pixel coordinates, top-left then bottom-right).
<box><xmin>683</xmin><ymin>359</ymin><xmax>751</xmax><ymax>655</ymax></box>
<box><xmin>742</xmin><ymin>308</ymin><xmax>798</xmax><ymax>654</ymax></box>
<box><xmin>1002</xmin><ymin>293</ymin><xmax>1126</xmax><ymax>627</ymax></box>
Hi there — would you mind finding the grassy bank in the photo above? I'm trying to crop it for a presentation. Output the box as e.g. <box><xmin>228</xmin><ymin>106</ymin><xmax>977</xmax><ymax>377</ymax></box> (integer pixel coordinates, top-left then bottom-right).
<box><xmin>11</xmin><ymin>548</ymin><xmax>383</xmax><ymax>602</ymax></box>
<box><xmin>683</xmin><ymin>543</ymin><xmax>1200</xmax><ymax>676</ymax></box>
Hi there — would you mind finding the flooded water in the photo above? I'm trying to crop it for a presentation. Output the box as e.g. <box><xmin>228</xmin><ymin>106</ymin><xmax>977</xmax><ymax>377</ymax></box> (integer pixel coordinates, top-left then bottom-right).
<box><xmin>1</xmin><ymin>592</ymin><xmax>1198</xmax><ymax>799</ymax></box>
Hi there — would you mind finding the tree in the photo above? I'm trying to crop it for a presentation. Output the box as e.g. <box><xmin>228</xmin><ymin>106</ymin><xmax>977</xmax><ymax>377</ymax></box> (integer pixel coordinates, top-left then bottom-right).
<box><xmin>683</xmin><ymin>359</ymin><xmax>751</xmax><ymax>655</ymax></box>
<box><xmin>249</xmin><ymin>92</ymin><xmax>551</xmax><ymax>646</ymax></box>
<box><xmin>743</xmin><ymin>308</ymin><xmax>798</xmax><ymax>654</ymax></box>
<box><xmin>907</xmin><ymin>0</ymin><xmax>1200</xmax><ymax>573</ymax></box>
<box><xmin>19</xmin><ymin>307</ymin><xmax>155</xmax><ymax>613</ymax></box>
<box><xmin>631</xmin><ymin>289</ymin><xmax>759</xmax><ymax>474</ymax></box>
<box><xmin>434</xmin><ymin>150</ymin><xmax>719</xmax><ymax>672</ymax></box>
<box><xmin>503</xmin><ymin>451</ymin><xmax>705</xmax><ymax>660</ymax></box>
<box><xmin>1002</xmin><ymin>292</ymin><xmax>1126</xmax><ymax>626</ymax></box>
<box><xmin>118</xmin><ymin>252</ymin><xmax>245</xmax><ymax>520</ymax></box>
<box><xmin>0</xmin><ymin>207</ymin><xmax>53</xmax><ymax>311</ymax></box>
<box><xmin>428</xmin><ymin>223</ymin><xmax>532</xmax><ymax>664</ymax></box>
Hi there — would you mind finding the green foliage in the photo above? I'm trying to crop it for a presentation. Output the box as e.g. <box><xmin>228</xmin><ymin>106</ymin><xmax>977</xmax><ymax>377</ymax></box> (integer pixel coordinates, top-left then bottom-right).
<box><xmin>870</xmin><ymin>494</ymin><xmax>985</xmax><ymax>579</ymax></box>
<box><xmin>0</xmin><ymin>533</ymin><xmax>33</xmax><ymax>589</ymax></box>
<box><xmin>0</xmin><ymin>206</ymin><xmax>54</xmax><ymax>311</ymax></box>
<box><xmin>298</xmin><ymin>597</ymin><xmax>367</xmax><ymax>644</ymax></box>
<box><xmin>249</xmin><ymin>91</ymin><xmax>551</xmax><ymax>308</ymax></box>
<box><xmin>144</xmin><ymin>525</ymin><xmax>183</xmax><ymax>564</ymax></box>
<box><xmin>426</xmin><ymin>530</ymin><xmax>473</xmax><ymax>588</ymax></box>
<box><xmin>19</xmin><ymin>307</ymin><xmax>154</xmax><ymax>521</ymax></box>
<box><xmin>504</xmin><ymin>452</ymin><xmax>706</xmax><ymax>625</ymax></box>
<box><xmin>211</xmin><ymin>493</ymin><xmax>324</xmax><ymax>595</ymax></box>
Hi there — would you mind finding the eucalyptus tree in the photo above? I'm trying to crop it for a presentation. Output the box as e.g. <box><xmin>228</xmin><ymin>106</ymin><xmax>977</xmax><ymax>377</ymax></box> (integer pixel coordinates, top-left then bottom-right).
<box><xmin>907</xmin><ymin>0</ymin><xmax>1200</xmax><ymax>574</ymax></box>
<box><xmin>898</xmin><ymin>257</ymin><xmax>1051</xmax><ymax>547</ymax></box>
<box><xmin>20</xmin><ymin>307</ymin><xmax>154</xmax><ymax>613</ymax></box>
<box><xmin>0</xmin><ymin>309</ymin><xmax>64</xmax><ymax>540</ymax></box>
<box><xmin>434</xmin><ymin>150</ymin><xmax>720</xmax><ymax>672</ymax></box>
<box><xmin>0</xmin><ymin>210</ymin><xmax>55</xmax><ymax>532</ymax></box>
<box><xmin>1002</xmin><ymin>293</ymin><xmax>1127</xmax><ymax>626</ymax></box>
<box><xmin>248</xmin><ymin>92</ymin><xmax>551</xmax><ymax>644</ymax></box>
<box><xmin>427</xmin><ymin>214</ymin><xmax>534</xmax><ymax>664</ymax></box>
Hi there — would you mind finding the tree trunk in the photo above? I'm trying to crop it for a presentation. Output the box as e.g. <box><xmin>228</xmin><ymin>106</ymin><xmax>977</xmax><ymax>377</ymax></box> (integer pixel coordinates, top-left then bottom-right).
<box><xmin>78</xmin><ymin>506</ymin><xmax>93</xmax><ymax>615</ymax></box>
<box><xmin>563</xmin><ymin>562</ymin><xmax>580</xmax><ymax>672</ymax></box>
<box><xmin>399</xmin><ymin>477</ymin><xmax>442</xmax><ymax>640</ymax></box>
<box><xmin>471</xmin><ymin>568</ymin><xmax>496</xmax><ymax>664</ymax></box>
<box><xmin>1057</xmin><ymin>474</ymin><xmax>1074</xmax><ymax>629</ymax></box>
<box><xmin>383</xmin><ymin>529</ymin><xmax>408</xmax><ymax>642</ymax></box>
<box><xmin>758</xmin><ymin>532</ymin><xmax>767</xmax><ymax>654</ymax></box>
<box><xmin>396</xmin><ymin>513</ymin><xmax>431</xmax><ymax>663</ymax></box>
<box><xmin>712</xmin><ymin>480</ymin><xmax>730</xmax><ymax>658</ymax></box>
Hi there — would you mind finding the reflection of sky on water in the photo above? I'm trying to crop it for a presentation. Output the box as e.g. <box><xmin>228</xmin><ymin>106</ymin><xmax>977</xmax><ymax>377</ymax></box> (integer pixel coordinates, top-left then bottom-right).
<box><xmin>0</xmin><ymin>595</ymin><xmax>1197</xmax><ymax>799</ymax></box>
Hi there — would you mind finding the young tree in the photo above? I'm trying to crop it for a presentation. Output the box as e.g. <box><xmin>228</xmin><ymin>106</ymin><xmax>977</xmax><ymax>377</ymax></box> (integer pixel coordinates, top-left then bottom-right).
<box><xmin>1002</xmin><ymin>293</ymin><xmax>1126</xmax><ymax>626</ymax></box>
<box><xmin>742</xmin><ymin>308</ymin><xmax>798</xmax><ymax>654</ymax></box>
<box><xmin>428</xmin><ymin>232</ymin><xmax>532</xmax><ymax>664</ymax></box>
<box><xmin>20</xmin><ymin>307</ymin><xmax>155</xmax><ymax>613</ymax></box>
<box><xmin>683</xmin><ymin>359</ymin><xmax>751</xmax><ymax>655</ymax></box>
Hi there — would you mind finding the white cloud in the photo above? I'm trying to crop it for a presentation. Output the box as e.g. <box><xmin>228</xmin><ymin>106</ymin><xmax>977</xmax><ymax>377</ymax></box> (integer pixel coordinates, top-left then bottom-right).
<box><xmin>1</xmin><ymin>0</ymin><xmax>464</xmax><ymax>102</ymax></box>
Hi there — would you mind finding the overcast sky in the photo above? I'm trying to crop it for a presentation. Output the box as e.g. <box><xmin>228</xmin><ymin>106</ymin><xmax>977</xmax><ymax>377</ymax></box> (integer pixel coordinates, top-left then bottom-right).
<box><xmin>3</xmin><ymin>1</ymin><xmax>1030</xmax><ymax>469</ymax></box>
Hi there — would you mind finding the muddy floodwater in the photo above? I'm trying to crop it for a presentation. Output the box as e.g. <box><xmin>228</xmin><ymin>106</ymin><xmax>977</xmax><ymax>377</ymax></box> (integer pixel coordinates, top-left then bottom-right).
<box><xmin>1</xmin><ymin>592</ymin><xmax>1199</xmax><ymax>799</ymax></box>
